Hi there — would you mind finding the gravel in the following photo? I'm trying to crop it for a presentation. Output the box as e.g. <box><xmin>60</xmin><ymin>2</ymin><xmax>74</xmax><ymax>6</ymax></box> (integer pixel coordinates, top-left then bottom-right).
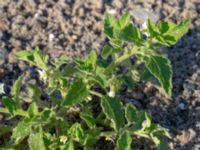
<box><xmin>0</xmin><ymin>0</ymin><xmax>200</xmax><ymax>149</ymax></box>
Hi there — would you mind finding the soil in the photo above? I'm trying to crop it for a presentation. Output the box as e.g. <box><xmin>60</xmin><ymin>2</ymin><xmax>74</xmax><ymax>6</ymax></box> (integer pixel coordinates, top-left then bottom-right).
<box><xmin>0</xmin><ymin>0</ymin><xmax>200</xmax><ymax>149</ymax></box>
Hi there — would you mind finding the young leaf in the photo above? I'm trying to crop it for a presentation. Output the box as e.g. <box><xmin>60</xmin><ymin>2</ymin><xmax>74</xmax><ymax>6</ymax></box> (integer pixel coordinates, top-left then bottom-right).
<box><xmin>27</xmin><ymin>102</ymin><xmax>38</xmax><ymax>118</ymax></box>
<box><xmin>80</xmin><ymin>113</ymin><xmax>96</xmax><ymax>128</ymax></box>
<box><xmin>12</xmin><ymin>118</ymin><xmax>32</xmax><ymax>143</ymax></box>
<box><xmin>120</xmin><ymin>24</ymin><xmax>142</xmax><ymax>44</ymax></box>
<box><xmin>125</xmin><ymin>104</ymin><xmax>138</xmax><ymax>124</ymax></box>
<box><xmin>11</xmin><ymin>74</ymin><xmax>24</xmax><ymax>105</ymax></box>
<box><xmin>64</xmin><ymin>140</ymin><xmax>74</xmax><ymax>150</ymax></box>
<box><xmin>15</xmin><ymin>50</ymin><xmax>35</xmax><ymax>65</ymax></box>
<box><xmin>115</xmin><ymin>130</ymin><xmax>132</xmax><ymax>150</ymax></box>
<box><xmin>33</xmin><ymin>48</ymin><xmax>48</xmax><ymax>70</ymax></box>
<box><xmin>63</xmin><ymin>79</ymin><xmax>88</xmax><ymax>106</ymax></box>
<box><xmin>104</xmin><ymin>13</ymin><xmax>117</xmax><ymax>38</ymax></box>
<box><xmin>101</xmin><ymin>96</ymin><xmax>124</xmax><ymax>131</ymax></box>
<box><xmin>85</xmin><ymin>50</ymin><xmax>97</xmax><ymax>72</ymax></box>
<box><xmin>2</xmin><ymin>96</ymin><xmax>16</xmax><ymax>116</ymax></box>
<box><xmin>101</xmin><ymin>45</ymin><xmax>113</xmax><ymax>59</ymax></box>
<box><xmin>117</xmin><ymin>12</ymin><xmax>130</xmax><ymax>29</ymax></box>
<box><xmin>28</xmin><ymin>130</ymin><xmax>46</xmax><ymax>150</ymax></box>
<box><xmin>142</xmin><ymin>53</ymin><xmax>172</xmax><ymax>96</ymax></box>
<box><xmin>147</xmin><ymin>19</ymin><xmax>159</xmax><ymax>37</ymax></box>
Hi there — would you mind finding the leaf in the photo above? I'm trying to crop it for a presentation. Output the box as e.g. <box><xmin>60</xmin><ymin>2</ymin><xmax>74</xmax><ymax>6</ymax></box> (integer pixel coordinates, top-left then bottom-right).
<box><xmin>101</xmin><ymin>96</ymin><xmax>124</xmax><ymax>131</ymax></box>
<box><xmin>115</xmin><ymin>130</ymin><xmax>132</xmax><ymax>150</ymax></box>
<box><xmin>64</xmin><ymin>140</ymin><xmax>74</xmax><ymax>150</ymax></box>
<box><xmin>104</xmin><ymin>13</ymin><xmax>117</xmax><ymax>38</ymax></box>
<box><xmin>80</xmin><ymin>113</ymin><xmax>95</xmax><ymax>128</ymax></box>
<box><xmin>12</xmin><ymin>118</ymin><xmax>32</xmax><ymax>143</ymax></box>
<box><xmin>101</xmin><ymin>45</ymin><xmax>113</xmax><ymax>59</ymax></box>
<box><xmin>33</xmin><ymin>48</ymin><xmax>48</xmax><ymax>70</ymax></box>
<box><xmin>28</xmin><ymin>130</ymin><xmax>46</xmax><ymax>150</ymax></box>
<box><xmin>63</xmin><ymin>79</ymin><xmax>88</xmax><ymax>106</ymax></box>
<box><xmin>142</xmin><ymin>53</ymin><xmax>172</xmax><ymax>96</ymax></box>
<box><xmin>117</xmin><ymin>12</ymin><xmax>130</xmax><ymax>29</ymax></box>
<box><xmin>11</xmin><ymin>74</ymin><xmax>24</xmax><ymax>105</ymax></box>
<box><xmin>0</xmin><ymin>83</ymin><xmax>5</xmax><ymax>94</ymax></box>
<box><xmin>15</xmin><ymin>50</ymin><xmax>35</xmax><ymax>65</ymax></box>
<box><xmin>120</xmin><ymin>24</ymin><xmax>142</xmax><ymax>44</ymax></box>
<box><xmin>125</xmin><ymin>104</ymin><xmax>138</xmax><ymax>124</ymax></box>
<box><xmin>27</xmin><ymin>102</ymin><xmax>38</xmax><ymax>118</ymax></box>
<box><xmin>85</xmin><ymin>50</ymin><xmax>97</xmax><ymax>72</ymax></box>
<box><xmin>2</xmin><ymin>96</ymin><xmax>16</xmax><ymax>116</ymax></box>
<box><xmin>147</xmin><ymin>19</ymin><xmax>159</xmax><ymax>37</ymax></box>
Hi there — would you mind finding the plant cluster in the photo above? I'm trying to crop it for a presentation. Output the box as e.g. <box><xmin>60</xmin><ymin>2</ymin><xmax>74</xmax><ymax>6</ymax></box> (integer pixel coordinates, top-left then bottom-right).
<box><xmin>0</xmin><ymin>13</ymin><xmax>191</xmax><ymax>150</ymax></box>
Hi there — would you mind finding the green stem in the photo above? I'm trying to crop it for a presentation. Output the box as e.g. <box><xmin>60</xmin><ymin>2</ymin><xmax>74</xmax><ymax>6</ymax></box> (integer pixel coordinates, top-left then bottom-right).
<box><xmin>104</xmin><ymin>47</ymin><xmax>139</xmax><ymax>75</ymax></box>
<box><xmin>89</xmin><ymin>90</ymin><xmax>103</xmax><ymax>98</ymax></box>
<box><xmin>0</xmin><ymin>107</ymin><xmax>27</xmax><ymax>116</ymax></box>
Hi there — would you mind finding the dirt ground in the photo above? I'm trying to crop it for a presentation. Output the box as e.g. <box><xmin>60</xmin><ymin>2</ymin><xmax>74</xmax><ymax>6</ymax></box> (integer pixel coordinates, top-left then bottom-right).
<box><xmin>0</xmin><ymin>0</ymin><xmax>200</xmax><ymax>149</ymax></box>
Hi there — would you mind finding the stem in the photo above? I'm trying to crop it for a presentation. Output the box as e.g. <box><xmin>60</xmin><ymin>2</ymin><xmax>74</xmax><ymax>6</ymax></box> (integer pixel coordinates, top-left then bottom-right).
<box><xmin>0</xmin><ymin>107</ymin><xmax>27</xmax><ymax>116</ymax></box>
<box><xmin>89</xmin><ymin>90</ymin><xmax>103</xmax><ymax>98</ymax></box>
<box><xmin>104</xmin><ymin>47</ymin><xmax>139</xmax><ymax>75</ymax></box>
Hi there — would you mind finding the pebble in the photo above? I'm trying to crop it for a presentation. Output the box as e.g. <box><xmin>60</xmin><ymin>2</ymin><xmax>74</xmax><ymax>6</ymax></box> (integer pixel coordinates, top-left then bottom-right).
<box><xmin>0</xmin><ymin>48</ymin><xmax>8</xmax><ymax>65</ymax></box>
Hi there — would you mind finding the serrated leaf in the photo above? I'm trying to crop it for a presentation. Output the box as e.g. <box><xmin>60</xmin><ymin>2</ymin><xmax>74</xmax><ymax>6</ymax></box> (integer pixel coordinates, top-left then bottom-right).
<box><xmin>80</xmin><ymin>113</ymin><xmax>95</xmax><ymax>128</ymax></box>
<box><xmin>33</xmin><ymin>48</ymin><xmax>48</xmax><ymax>70</ymax></box>
<box><xmin>28</xmin><ymin>130</ymin><xmax>46</xmax><ymax>150</ymax></box>
<box><xmin>120</xmin><ymin>24</ymin><xmax>142</xmax><ymax>44</ymax></box>
<box><xmin>147</xmin><ymin>19</ymin><xmax>159</xmax><ymax>37</ymax></box>
<box><xmin>104</xmin><ymin>14</ymin><xmax>117</xmax><ymax>38</ymax></box>
<box><xmin>142</xmin><ymin>53</ymin><xmax>172</xmax><ymax>97</ymax></box>
<box><xmin>101</xmin><ymin>96</ymin><xmax>124</xmax><ymax>131</ymax></box>
<box><xmin>125</xmin><ymin>104</ymin><xmax>138</xmax><ymax>124</ymax></box>
<box><xmin>27</xmin><ymin>102</ymin><xmax>38</xmax><ymax>118</ymax></box>
<box><xmin>12</xmin><ymin>118</ymin><xmax>32</xmax><ymax>143</ymax></box>
<box><xmin>117</xmin><ymin>12</ymin><xmax>130</xmax><ymax>29</ymax></box>
<box><xmin>101</xmin><ymin>45</ymin><xmax>113</xmax><ymax>59</ymax></box>
<box><xmin>115</xmin><ymin>130</ymin><xmax>132</xmax><ymax>150</ymax></box>
<box><xmin>15</xmin><ymin>50</ymin><xmax>35</xmax><ymax>65</ymax></box>
<box><xmin>63</xmin><ymin>79</ymin><xmax>88</xmax><ymax>106</ymax></box>
<box><xmin>2</xmin><ymin>96</ymin><xmax>16</xmax><ymax>116</ymax></box>
<box><xmin>11</xmin><ymin>74</ymin><xmax>24</xmax><ymax>105</ymax></box>
<box><xmin>86</xmin><ymin>50</ymin><xmax>97</xmax><ymax>72</ymax></box>
<box><xmin>64</xmin><ymin>140</ymin><xmax>74</xmax><ymax>150</ymax></box>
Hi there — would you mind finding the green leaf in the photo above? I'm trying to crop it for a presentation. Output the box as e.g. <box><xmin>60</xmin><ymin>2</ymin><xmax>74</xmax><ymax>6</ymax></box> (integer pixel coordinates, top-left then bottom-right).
<box><xmin>2</xmin><ymin>96</ymin><xmax>16</xmax><ymax>116</ymax></box>
<box><xmin>27</xmin><ymin>102</ymin><xmax>38</xmax><ymax>118</ymax></box>
<box><xmin>28</xmin><ymin>130</ymin><xmax>46</xmax><ymax>150</ymax></box>
<box><xmin>117</xmin><ymin>12</ymin><xmax>130</xmax><ymax>29</ymax></box>
<box><xmin>12</xmin><ymin>118</ymin><xmax>32</xmax><ymax>143</ymax></box>
<box><xmin>63</xmin><ymin>79</ymin><xmax>88</xmax><ymax>106</ymax></box>
<box><xmin>85</xmin><ymin>50</ymin><xmax>97</xmax><ymax>72</ymax></box>
<box><xmin>26</xmin><ymin>84</ymin><xmax>41</xmax><ymax>102</ymax></box>
<box><xmin>80</xmin><ymin>113</ymin><xmax>95</xmax><ymax>128</ymax></box>
<box><xmin>101</xmin><ymin>96</ymin><xmax>124</xmax><ymax>131</ymax></box>
<box><xmin>104</xmin><ymin>14</ymin><xmax>117</xmax><ymax>38</ymax></box>
<box><xmin>120</xmin><ymin>24</ymin><xmax>142</xmax><ymax>44</ymax></box>
<box><xmin>33</xmin><ymin>48</ymin><xmax>48</xmax><ymax>70</ymax></box>
<box><xmin>101</xmin><ymin>45</ymin><xmax>113</xmax><ymax>59</ymax></box>
<box><xmin>64</xmin><ymin>140</ymin><xmax>74</xmax><ymax>150</ymax></box>
<box><xmin>115</xmin><ymin>130</ymin><xmax>132</xmax><ymax>150</ymax></box>
<box><xmin>15</xmin><ymin>50</ymin><xmax>35</xmax><ymax>65</ymax></box>
<box><xmin>125</xmin><ymin>104</ymin><xmax>138</xmax><ymax>124</ymax></box>
<box><xmin>147</xmin><ymin>19</ymin><xmax>159</xmax><ymax>37</ymax></box>
<box><xmin>11</xmin><ymin>74</ymin><xmax>24</xmax><ymax>105</ymax></box>
<box><xmin>142</xmin><ymin>53</ymin><xmax>172</xmax><ymax>97</ymax></box>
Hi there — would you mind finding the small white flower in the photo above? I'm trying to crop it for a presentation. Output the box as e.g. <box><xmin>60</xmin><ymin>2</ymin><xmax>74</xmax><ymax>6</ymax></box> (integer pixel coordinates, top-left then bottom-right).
<box><xmin>107</xmin><ymin>9</ymin><xmax>117</xmax><ymax>15</ymax></box>
<box><xmin>141</xmin><ymin>21</ymin><xmax>148</xmax><ymax>30</ymax></box>
<box><xmin>0</xmin><ymin>83</ymin><xmax>5</xmax><ymax>94</ymax></box>
<box><xmin>37</xmin><ymin>69</ymin><xmax>47</xmax><ymax>81</ymax></box>
<box><xmin>108</xmin><ymin>90</ymin><xmax>115</xmax><ymax>97</ymax></box>
<box><xmin>60</xmin><ymin>136</ymin><xmax>68</xmax><ymax>144</ymax></box>
<box><xmin>49</xmin><ymin>33</ymin><xmax>55</xmax><ymax>42</ymax></box>
<box><xmin>141</xmin><ymin>21</ymin><xmax>149</xmax><ymax>37</ymax></box>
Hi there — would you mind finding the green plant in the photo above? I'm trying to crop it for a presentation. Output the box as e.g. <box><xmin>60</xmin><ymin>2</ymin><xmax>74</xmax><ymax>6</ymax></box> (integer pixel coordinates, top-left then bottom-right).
<box><xmin>0</xmin><ymin>13</ymin><xmax>191</xmax><ymax>150</ymax></box>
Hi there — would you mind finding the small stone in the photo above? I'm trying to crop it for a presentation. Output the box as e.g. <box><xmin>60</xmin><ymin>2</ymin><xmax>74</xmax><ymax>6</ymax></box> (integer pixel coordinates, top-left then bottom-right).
<box><xmin>0</xmin><ymin>48</ymin><xmax>8</xmax><ymax>65</ymax></box>
<box><xmin>178</xmin><ymin>103</ymin><xmax>185</xmax><ymax>110</ymax></box>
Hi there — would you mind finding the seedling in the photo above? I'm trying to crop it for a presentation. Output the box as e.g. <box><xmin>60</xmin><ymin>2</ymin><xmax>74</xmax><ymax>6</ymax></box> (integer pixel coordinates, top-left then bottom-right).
<box><xmin>0</xmin><ymin>12</ymin><xmax>191</xmax><ymax>150</ymax></box>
